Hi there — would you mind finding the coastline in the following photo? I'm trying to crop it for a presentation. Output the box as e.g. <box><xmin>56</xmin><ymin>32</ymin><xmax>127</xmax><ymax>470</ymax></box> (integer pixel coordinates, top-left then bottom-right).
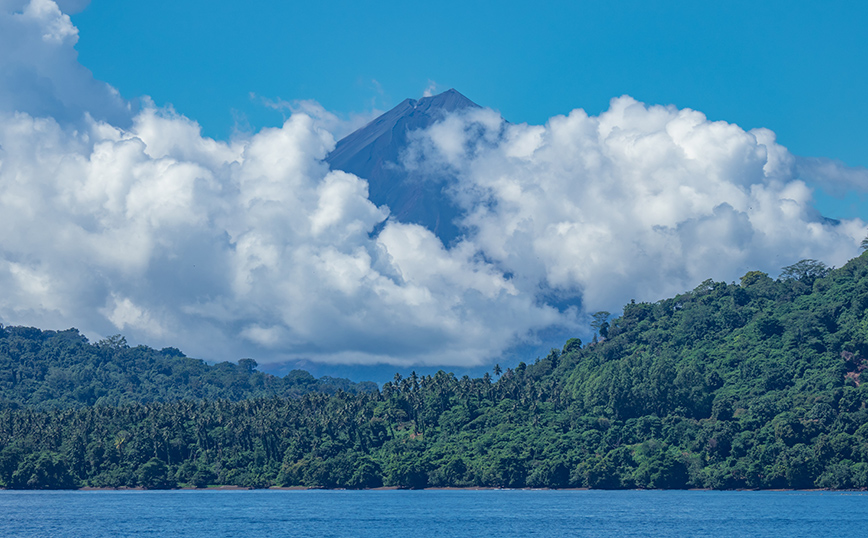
<box><xmin>8</xmin><ymin>485</ymin><xmax>864</xmax><ymax>493</ymax></box>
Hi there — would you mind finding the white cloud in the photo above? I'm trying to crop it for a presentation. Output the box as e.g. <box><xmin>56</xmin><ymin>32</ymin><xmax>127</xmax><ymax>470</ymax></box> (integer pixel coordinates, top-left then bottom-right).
<box><xmin>0</xmin><ymin>0</ymin><xmax>131</xmax><ymax>125</ymax></box>
<box><xmin>101</xmin><ymin>293</ymin><xmax>166</xmax><ymax>339</ymax></box>
<box><xmin>0</xmin><ymin>89</ymin><xmax>562</xmax><ymax>366</ymax></box>
<box><xmin>252</xmin><ymin>93</ymin><xmax>384</xmax><ymax>141</ymax></box>
<box><xmin>422</xmin><ymin>80</ymin><xmax>438</xmax><ymax>98</ymax></box>
<box><xmin>795</xmin><ymin>156</ymin><xmax>868</xmax><ymax>196</ymax></box>
<box><xmin>0</xmin><ymin>2</ymin><xmax>865</xmax><ymax>367</ymax></box>
<box><xmin>402</xmin><ymin>96</ymin><xmax>868</xmax><ymax>313</ymax></box>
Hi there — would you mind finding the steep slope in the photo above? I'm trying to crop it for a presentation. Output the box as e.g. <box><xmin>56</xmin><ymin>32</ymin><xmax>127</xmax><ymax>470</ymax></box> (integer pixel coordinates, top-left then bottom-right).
<box><xmin>326</xmin><ymin>89</ymin><xmax>479</xmax><ymax>243</ymax></box>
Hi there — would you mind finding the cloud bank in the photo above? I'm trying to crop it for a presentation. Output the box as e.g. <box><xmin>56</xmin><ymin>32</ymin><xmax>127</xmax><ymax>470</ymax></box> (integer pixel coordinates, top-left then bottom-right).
<box><xmin>403</xmin><ymin>102</ymin><xmax>868</xmax><ymax>312</ymax></box>
<box><xmin>0</xmin><ymin>101</ymin><xmax>562</xmax><ymax>366</ymax></box>
<box><xmin>0</xmin><ymin>1</ymin><xmax>865</xmax><ymax>366</ymax></box>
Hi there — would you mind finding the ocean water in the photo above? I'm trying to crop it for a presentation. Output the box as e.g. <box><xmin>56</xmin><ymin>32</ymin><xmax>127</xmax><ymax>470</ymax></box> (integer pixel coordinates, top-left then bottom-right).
<box><xmin>1</xmin><ymin>489</ymin><xmax>865</xmax><ymax>537</ymax></box>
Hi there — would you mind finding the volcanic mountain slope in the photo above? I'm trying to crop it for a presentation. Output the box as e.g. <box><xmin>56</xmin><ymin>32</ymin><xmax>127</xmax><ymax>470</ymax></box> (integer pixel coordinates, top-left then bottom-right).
<box><xmin>326</xmin><ymin>89</ymin><xmax>479</xmax><ymax>243</ymax></box>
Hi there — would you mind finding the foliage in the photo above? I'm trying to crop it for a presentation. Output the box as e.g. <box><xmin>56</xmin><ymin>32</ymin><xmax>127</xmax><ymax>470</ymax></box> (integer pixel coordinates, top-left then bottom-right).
<box><xmin>0</xmin><ymin>328</ymin><xmax>376</xmax><ymax>410</ymax></box>
<box><xmin>3</xmin><ymin>254</ymin><xmax>868</xmax><ymax>490</ymax></box>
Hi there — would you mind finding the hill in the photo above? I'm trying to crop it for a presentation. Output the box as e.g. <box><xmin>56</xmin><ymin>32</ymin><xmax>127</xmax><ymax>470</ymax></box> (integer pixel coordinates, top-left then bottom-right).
<box><xmin>0</xmin><ymin>327</ymin><xmax>377</xmax><ymax>409</ymax></box>
<box><xmin>2</xmin><ymin>253</ymin><xmax>868</xmax><ymax>490</ymax></box>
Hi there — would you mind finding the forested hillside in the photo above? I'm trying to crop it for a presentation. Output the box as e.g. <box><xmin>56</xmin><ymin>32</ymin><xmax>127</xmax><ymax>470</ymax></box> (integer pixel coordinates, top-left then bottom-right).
<box><xmin>0</xmin><ymin>328</ymin><xmax>377</xmax><ymax>409</ymax></box>
<box><xmin>2</xmin><ymin>254</ymin><xmax>868</xmax><ymax>490</ymax></box>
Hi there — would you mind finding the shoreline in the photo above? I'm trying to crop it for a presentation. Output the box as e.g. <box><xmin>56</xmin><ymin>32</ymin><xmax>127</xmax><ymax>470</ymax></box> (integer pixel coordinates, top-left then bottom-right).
<box><xmin>8</xmin><ymin>486</ymin><xmax>866</xmax><ymax>493</ymax></box>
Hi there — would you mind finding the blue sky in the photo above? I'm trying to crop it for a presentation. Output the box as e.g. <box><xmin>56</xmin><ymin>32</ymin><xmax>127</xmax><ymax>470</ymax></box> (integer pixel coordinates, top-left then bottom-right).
<box><xmin>69</xmin><ymin>0</ymin><xmax>868</xmax><ymax>217</ymax></box>
<box><xmin>1</xmin><ymin>0</ymin><xmax>866</xmax><ymax>380</ymax></box>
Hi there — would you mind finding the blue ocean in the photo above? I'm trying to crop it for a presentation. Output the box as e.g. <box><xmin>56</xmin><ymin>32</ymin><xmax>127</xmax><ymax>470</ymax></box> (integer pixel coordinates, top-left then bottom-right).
<box><xmin>2</xmin><ymin>489</ymin><xmax>865</xmax><ymax>537</ymax></box>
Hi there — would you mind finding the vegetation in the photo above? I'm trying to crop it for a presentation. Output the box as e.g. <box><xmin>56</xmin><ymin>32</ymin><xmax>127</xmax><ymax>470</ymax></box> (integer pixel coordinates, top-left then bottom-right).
<box><xmin>3</xmin><ymin>253</ymin><xmax>868</xmax><ymax>490</ymax></box>
<box><xmin>0</xmin><ymin>328</ymin><xmax>376</xmax><ymax>409</ymax></box>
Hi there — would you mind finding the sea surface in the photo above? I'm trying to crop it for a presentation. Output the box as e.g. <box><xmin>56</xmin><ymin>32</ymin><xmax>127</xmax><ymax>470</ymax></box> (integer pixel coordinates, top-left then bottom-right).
<box><xmin>1</xmin><ymin>489</ymin><xmax>865</xmax><ymax>537</ymax></box>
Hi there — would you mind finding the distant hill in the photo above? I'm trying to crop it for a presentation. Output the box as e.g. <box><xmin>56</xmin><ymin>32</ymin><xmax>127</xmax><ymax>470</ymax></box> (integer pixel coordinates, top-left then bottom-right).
<box><xmin>0</xmin><ymin>327</ymin><xmax>377</xmax><ymax>409</ymax></box>
<box><xmin>326</xmin><ymin>88</ymin><xmax>479</xmax><ymax>243</ymax></box>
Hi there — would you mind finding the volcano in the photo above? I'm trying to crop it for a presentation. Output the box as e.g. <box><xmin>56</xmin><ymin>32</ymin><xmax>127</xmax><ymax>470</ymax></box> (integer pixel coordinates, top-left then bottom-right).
<box><xmin>325</xmin><ymin>89</ymin><xmax>480</xmax><ymax>243</ymax></box>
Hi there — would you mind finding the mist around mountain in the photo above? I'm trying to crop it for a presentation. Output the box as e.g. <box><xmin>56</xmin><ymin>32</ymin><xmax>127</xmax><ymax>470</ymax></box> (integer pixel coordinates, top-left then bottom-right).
<box><xmin>326</xmin><ymin>88</ymin><xmax>480</xmax><ymax>244</ymax></box>
<box><xmin>3</xmin><ymin>252</ymin><xmax>868</xmax><ymax>490</ymax></box>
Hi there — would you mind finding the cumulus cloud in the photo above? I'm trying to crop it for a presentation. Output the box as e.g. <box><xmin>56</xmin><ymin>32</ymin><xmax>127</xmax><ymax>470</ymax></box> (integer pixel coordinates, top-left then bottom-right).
<box><xmin>0</xmin><ymin>93</ymin><xmax>562</xmax><ymax>366</ymax></box>
<box><xmin>0</xmin><ymin>0</ymin><xmax>131</xmax><ymax>125</ymax></box>
<box><xmin>403</xmin><ymin>97</ymin><xmax>867</xmax><ymax>312</ymax></box>
<box><xmin>0</xmin><ymin>1</ymin><xmax>865</xmax><ymax>367</ymax></box>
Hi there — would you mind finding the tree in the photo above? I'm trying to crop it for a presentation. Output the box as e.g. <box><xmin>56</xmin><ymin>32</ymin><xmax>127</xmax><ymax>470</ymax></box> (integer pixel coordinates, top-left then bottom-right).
<box><xmin>563</xmin><ymin>338</ymin><xmax>582</xmax><ymax>353</ymax></box>
<box><xmin>779</xmin><ymin>259</ymin><xmax>829</xmax><ymax>283</ymax></box>
<box><xmin>10</xmin><ymin>453</ymin><xmax>77</xmax><ymax>489</ymax></box>
<box><xmin>238</xmin><ymin>358</ymin><xmax>258</xmax><ymax>373</ymax></box>
<box><xmin>861</xmin><ymin>235</ymin><xmax>868</xmax><ymax>251</ymax></box>
<box><xmin>97</xmin><ymin>334</ymin><xmax>128</xmax><ymax>350</ymax></box>
<box><xmin>347</xmin><ymin>456</ymin><xmax>383</xmax><ymax>489</ymax></box>
<box><xmin>137</xmin><ymin>458</ymin><xmax>173</xmax><ymax>489</ymax></box>
<box><xmin>740</xmin><ymin>270</ymin><xmax>770</xmax><ymax>287</ymax></box>
<box><xmin>591</xmin><ymin>311</ymin><xmax>610</xmax><ymax>339</ymax></box>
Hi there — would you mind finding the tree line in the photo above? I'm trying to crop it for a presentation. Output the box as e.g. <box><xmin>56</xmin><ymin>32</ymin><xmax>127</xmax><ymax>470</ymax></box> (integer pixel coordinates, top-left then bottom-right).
<box><xmin>0</xmin><ymin>328</ymin><xmax>376</xmax><ymax>410</ymax></box>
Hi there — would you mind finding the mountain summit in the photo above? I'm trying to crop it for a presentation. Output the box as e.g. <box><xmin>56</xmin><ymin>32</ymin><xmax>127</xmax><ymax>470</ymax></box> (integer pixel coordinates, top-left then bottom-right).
<box><xmin>326</xmin><ymin>89</ymin><xmax>480</xmax><ymax>242</ymax></box>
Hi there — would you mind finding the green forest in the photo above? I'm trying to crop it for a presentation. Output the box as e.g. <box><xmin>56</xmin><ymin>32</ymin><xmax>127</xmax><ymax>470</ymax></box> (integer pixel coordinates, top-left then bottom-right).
<box><xmin>3</xmin><ymin>253</ymin><xmax>868</xmax><ymax>490</ymax></box>
<box><xmin>0</xmin><ymin>329</ymin><xmax>377</xmax><ymax>409</ymax></box>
